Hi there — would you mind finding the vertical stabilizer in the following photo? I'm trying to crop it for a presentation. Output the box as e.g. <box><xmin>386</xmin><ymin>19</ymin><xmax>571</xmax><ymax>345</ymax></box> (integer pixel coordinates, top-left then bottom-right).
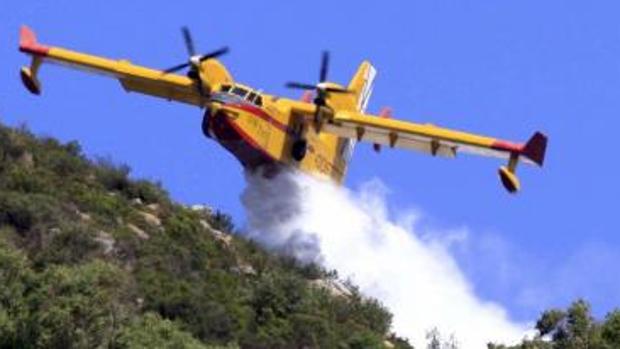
<box><xmin>335</xmin><ymin>62</ymin><xmax>378</xmax><ymax>175</ymax></box>
<box><xmin>347</xmin><ymin>61</ymin><xmax>377</xmax><ymax>113</ymax></box>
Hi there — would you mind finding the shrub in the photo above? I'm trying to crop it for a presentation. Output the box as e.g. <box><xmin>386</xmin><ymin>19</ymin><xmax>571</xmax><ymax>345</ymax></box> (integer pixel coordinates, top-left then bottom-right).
<box><xmin>0</xmin><ymin>242</ymin><xmax>33</xmax><ymax>348</ymax></box>
<box><xmin>0</xmin><ymin>193</ymin><xmax>59</xmax><ymax>233</ymax></box>
<box><xmin>208</xmin><ymin>210</ymin><xmax>235</xmax><ymax>233</ymax></box>
<box><xmin>94</xmin><ymin>158</ymin><xmax>131</xmax><ymax>192</ymax></box>
<box><xmin>0</xmin><ymin>127</ymin><xmax>27</xmax><ymax>161</ymax></box>
<box><xmin>0</xmin><ymin>194</ymin><xmax>35</xmax><ymax>232</ymax></box>
<box><xmin>26</xmin><ymin>261</ymin><xmax>132</xmax><ymax>348</ymax></box>
<box><xmin>115</xmin><ymin>312</ymin><xmax>208</xmax><ymax>349</ymax></box>
<box><xmin>124</xmin><ymin>179</ymin><xmax>168</xmax><ymax>204</ymax></box>
<box><xmin>73</xmin><ymin>189</ymin><xmax>131</xmax><ymax>224</ymax></box>
<box><xmin>3</xmin><ymin>167</ymin><xmax>49</xmax><ymax>193</ymax></box>
<box><xmin>33</xmin><ymin>223</ymin><xmax>101</xmax><ymax>266</ymax></box>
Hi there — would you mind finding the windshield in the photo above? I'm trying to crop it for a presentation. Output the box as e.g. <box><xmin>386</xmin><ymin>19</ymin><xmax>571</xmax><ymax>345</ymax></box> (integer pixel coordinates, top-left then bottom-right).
<box><xmin>231</xmin><ymin>87</ymin><xmax>248</xmax><ymax>98</ymax></box>
<box><xmin>219</xmin><ymin>84</ymin><xmax>263</xmax><ymax>107</ymax></box>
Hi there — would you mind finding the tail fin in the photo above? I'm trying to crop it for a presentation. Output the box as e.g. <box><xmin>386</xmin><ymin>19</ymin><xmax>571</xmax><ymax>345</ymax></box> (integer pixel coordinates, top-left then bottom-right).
<box><xmin>347</xmin><ymin>61</ymin><xmax>377</xmax><ymax>113</ymax></box>
<box><xmin>19</xmin><ymin>25</ymin><xmax>49</xmax><ymax>56</ymax></box>
<box><xmin>522</xmin><ymin>132</ymin><xmax>548</xmax><ymax>167</ymax></box>
<box><xmin>335</xmin><ymin>62</ymin><xmax>376</xmax><ymax>174</ymax></box>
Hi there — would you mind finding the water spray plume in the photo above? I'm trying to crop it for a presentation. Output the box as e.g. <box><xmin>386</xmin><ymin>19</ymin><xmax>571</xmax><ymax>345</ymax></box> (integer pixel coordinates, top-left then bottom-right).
<box><xmin>242</xmin><ymin>170</ymin><xmax>529</xmax><ymax>348</ymax></box>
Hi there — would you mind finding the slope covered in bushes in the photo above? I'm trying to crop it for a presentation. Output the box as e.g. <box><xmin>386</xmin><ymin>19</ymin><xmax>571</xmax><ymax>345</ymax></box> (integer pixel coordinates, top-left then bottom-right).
<box><xmin>0</xmin><ymin>123</ymin><xmax>411</xmax><ymax>349</ymax></box>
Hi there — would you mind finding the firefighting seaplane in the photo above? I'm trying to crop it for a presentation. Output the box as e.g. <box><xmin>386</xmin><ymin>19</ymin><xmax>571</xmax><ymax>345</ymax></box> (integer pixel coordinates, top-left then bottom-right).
<box><xmin>18</xmin><ymin>25</ymin><xmax>547</xmax><ymax>193</ymax></box>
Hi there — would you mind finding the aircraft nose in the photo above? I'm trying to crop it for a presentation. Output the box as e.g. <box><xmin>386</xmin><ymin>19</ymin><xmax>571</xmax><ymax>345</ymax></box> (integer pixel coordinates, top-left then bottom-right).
<box><xmin>202</xmin><ymin>104</ymin><xmax>234</xmax><ymax>130</ymax></box>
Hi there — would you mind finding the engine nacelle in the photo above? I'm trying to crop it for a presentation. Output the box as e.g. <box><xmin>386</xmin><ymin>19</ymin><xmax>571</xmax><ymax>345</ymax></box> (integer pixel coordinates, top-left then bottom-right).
<box><xmin>498</xmin><ymin>166</ymin><xmax>520</xmax><ymax>193</ymax></box>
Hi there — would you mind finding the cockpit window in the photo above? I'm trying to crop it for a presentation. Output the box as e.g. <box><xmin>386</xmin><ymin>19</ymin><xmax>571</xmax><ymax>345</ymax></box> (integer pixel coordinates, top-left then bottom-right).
<box><xmin>219</xmin><ymin>84</ymin><xmax>263</xmax><ymax>107</ymax></box>
<box><xmin>232</xmin><ymin>87</ymin><xmax>248</xmax><ymax>98</ymax></box>
<box><xmin>246</xmin><ymin>92</ymin><xmax>263</xmax><ymax>107</ymax></box>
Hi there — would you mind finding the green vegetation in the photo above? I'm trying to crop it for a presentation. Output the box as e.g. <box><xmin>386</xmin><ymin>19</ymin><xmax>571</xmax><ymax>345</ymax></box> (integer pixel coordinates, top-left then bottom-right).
<box><xmin>490</xmin><ymin>300</ymin><xmax>620</xmax><ymax>349</ymax></box>
<box><xmin>0</xmin><ymin>123</ymin><xmax>412</xmax><ymax>348</ymax></box>
<box><xmin>4</xmin><ymin>122</ymin><xmax>620</xmax><ymax>349</ymax></box>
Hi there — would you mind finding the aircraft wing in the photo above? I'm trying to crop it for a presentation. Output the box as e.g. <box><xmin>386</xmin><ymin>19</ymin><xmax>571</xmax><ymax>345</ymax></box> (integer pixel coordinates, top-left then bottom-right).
<box><xmin>18</xmin><ymin>26</ymin><xmax>207</xmax><ymax>106</ymax></box>
<box><xmin>324</xmin><ymin>110</ymin><xmax>547</xmax><ymax>192</ymax></box>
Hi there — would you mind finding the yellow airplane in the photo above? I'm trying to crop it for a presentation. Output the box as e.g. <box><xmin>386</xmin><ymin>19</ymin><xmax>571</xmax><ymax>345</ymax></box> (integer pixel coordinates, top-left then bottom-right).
<box><xmin>18</xmin><ymin>25</ymin><xmax>547</xmax><ymax>193</ymax></box>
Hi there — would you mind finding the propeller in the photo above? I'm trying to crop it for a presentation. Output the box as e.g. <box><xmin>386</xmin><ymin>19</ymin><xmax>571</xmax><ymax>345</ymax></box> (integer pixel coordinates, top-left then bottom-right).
<box><xmin>162</xmin><ymin>27</ymin><xmax>229</xmax><ymax>95</ymax></box>
<box><xmin>285</xmin><ymin>51</ymin><xmax>350</xmax><ymax>110</ymax></box>
<box><xmin>285</xmin><ymin>51</ymin><xmax>350</xmax><ymax>156</ymax></box>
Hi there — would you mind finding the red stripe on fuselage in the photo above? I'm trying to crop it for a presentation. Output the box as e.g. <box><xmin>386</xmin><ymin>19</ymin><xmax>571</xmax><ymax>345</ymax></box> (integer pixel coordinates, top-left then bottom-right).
<box><xmin>210</xmin><ymin>110</ymin><xmax>277</xmax><ymax>169</ymax></box>
<box><xmin>226</xmin><ymin>103</ymin><xmax>291</xmax><ymax>134</ymax></box>
<box><xmin>227</xmin><ymin>119</ymin><xmax>276</xmax><ymax>162</ymax></box>
<box><xmin>220</xmin><ymin>102</ymin><xmax>342</xmax><ymax>177</ymax></box>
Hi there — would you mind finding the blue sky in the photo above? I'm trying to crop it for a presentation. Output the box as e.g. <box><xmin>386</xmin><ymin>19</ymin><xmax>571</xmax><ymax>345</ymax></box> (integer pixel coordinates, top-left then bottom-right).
<box><xmin>2</xmin><ymin>0</ymin><xmax>620</xmax><ymax>323</ymax></box>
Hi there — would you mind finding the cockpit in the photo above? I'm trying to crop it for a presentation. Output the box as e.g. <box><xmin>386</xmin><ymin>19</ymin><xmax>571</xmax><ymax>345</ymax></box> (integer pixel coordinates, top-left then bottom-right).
<box><xmin>219</xmin><ymin>84</ymin><xmax>263</xmax><ymax>107</ymax></box>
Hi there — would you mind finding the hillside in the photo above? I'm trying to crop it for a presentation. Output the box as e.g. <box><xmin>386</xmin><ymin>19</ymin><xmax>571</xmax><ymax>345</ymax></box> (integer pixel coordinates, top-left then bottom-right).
<box><xmin>3</xmin><ymin>122</ymin><xmax>620</xmax><ymax>349</ymax></box>
<box><xmin>0</xmin><ymin>122</ymin><xmax>413</xmax><ymax>349</ymax></box>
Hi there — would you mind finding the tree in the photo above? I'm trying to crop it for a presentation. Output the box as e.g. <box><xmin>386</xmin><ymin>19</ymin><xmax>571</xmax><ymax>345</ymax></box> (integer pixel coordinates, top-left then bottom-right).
<box><xmin>602</xmin><ymin>310</ymin><xmax>620</xmax><ymax>347</ymax></box>
<box><xmin>536</xmin><ymin>309</ymin><xmax>566</xmax><ymax>337</ymax></box>
<box><xmin>426</xmin><ymin>327</ymin><xmax>460</xmax><ymax>349</ymax></box>
<box><xmin>492</xmin><ymin>300</ymin><xmax>620</xmax><ymax>349</ymax></box>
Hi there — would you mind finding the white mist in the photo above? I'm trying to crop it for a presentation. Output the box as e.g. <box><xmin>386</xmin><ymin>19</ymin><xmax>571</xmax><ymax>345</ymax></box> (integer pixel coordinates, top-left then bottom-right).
<box><xmin>241</xmin><ymin>170</ymin><xmax>527</xmax><ymax>348</ymax></box>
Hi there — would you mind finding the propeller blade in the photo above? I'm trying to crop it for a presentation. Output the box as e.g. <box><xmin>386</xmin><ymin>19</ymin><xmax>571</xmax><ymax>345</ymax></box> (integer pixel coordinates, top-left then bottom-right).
<box><xmin>286</xmin><ymin>82</ymin><xmax>317</xmax><ymax>90</ymax></box>
<box><xmin>319</xmin><ymin>51</ymin><xmax>329</xmax><ymax>82</ymax></box>
<box><xmin>162</xmin><ymin>62</ymin><xmax>191</xmax><ymax>74</ymax></box>
<box><xmin>182</xmin><ymin>26</ymin><xmax>196</xmax><ymax>56</ymax></box>
<box><xmin>199</xmin><ymin>47</ymin><xmax>230</xmax><ymax>62</ymax></box>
